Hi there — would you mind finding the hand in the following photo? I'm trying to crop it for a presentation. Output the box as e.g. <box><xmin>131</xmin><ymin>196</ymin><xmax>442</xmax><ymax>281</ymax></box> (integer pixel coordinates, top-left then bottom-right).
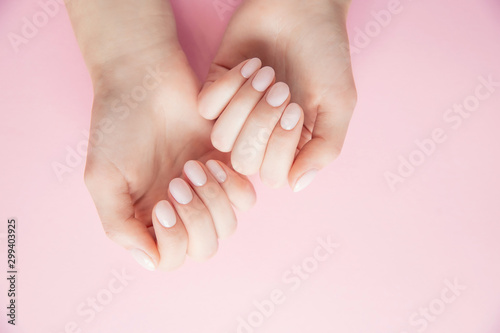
<box><xmin>67</xmin><ymin>0</ymin><xmax>256</xmax><ymax>271</ymax></box>
<box><xmin>85</xmin><ymin>50</ymin><xmax>255</xmax><ymax>271</ymax></box>
<box><xmin>206</xmin><ymin>0</ymin><xmax>357</xmax><ymax>191</ymax></box>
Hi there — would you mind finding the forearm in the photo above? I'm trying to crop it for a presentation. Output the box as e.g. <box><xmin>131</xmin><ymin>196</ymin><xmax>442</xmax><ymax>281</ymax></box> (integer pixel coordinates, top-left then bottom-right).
<box><xmin>65</xmin><ymin>0</ymin><xmax>181</xmax><ymax>82</ymax></box>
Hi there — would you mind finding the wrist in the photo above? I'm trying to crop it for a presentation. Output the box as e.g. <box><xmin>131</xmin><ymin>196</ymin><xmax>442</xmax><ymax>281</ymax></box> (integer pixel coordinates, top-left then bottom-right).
<box><xmin>88</xmin><ymin>42</ymin><xmax>184</xmax><ymax>90</ymax></box>
<box><xmin>245</xmin><ymin>0</ymin><xmax>350</xmax><ymax>8</ymax></box>
<box><xmin>66</xmin><ymin>0</ymin><xmax>181</xmax><ymax>86</ymax></box>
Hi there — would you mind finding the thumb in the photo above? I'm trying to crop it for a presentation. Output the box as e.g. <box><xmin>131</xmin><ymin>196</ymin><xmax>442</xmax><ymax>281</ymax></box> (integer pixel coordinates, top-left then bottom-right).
<box><xmin>198</xmin><ymin>58</ymin><xmax>258</xmax><ymax>120</ymax></box>
<box><xmin>200</xmin><ymin>62</ymin><xmax>231</xmax><ymax>93</ymax></box>
<box><xmin>84</xmin><ymin>160</ymin><xmax>160</xmax><ymax>271</ymax></box>
<box><xmin>197</xmin><ymin>62</ymin><xmax>233</xmax><ymax>120</ymax></box>
<box><xmin>288</xmin><ymin>90</ymin><xmax>356</xmax><ymax>192</ymax></box>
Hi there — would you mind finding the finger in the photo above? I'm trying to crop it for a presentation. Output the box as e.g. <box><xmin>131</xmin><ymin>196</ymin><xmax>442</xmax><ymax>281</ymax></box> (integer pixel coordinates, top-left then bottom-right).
<box><xmin>151</xmin><ymin>200</ymin><xmax>188</xmax><ymax>271</ymax></box>
<box><xmin>231</xmin><ymin>82</ymin><xmax>291</xmax><ymax>175</ymax></box>
<box><xmin>260</xmin><ymin>103</ymin><xmax>304</xmax><ymax>188</ymax></box>
<box><xmin>211</xmin><ymin>66</ymin><xmax>276</xmax><ymax>152</ymax></box>
<box><xmin>205</xmin><ymin>160</ymin><xmax>256</xmax><ymax>212</ymax></box>
<box><xmin>168</xmin><ymin>178</ymin><xmax>218</xmax><ymax>261</ymax></box>
<box><xmin>84</xmin><ymin>163</ymin><xmax>160</xmax><ymax>271</ymax></box>
<box><xmin>297</xmin><ymin>126</ymin><xmax>313</xmax><ymax>150</ymax></box>
<box><xmin>199</xmin><ymin>58</ymin><xmax>262</xmax><ymax>120</ymax></box>
<box><xmin>183</xmin><ymin>160</ymin><xmax>237</xmax><ymax>240</ymax></box>
<box><xmin>288</xmin><ymin>89</ymin><xmax>357</xmax><ymax>192</ymax></box>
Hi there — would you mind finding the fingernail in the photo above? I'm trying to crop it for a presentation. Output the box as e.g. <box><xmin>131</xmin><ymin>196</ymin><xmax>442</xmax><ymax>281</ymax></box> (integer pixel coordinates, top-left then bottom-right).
<box><xmin>155</xmin><ymin>200</ymin><xmax>176</xmax><ymax>228</ymax></box>
<box><xmin>184</xmin><ymin>160</ymin><xmax>207</xmax><ymax>186</ymax></box>
<box><xmin>252</xmin><ymin>66</ymin><xmax>275</xmax><ymax>92</ymax></box>
<box><xmin>281</xmin><ymin>103</ymin><xmax>302</xmax><ymax>130</ymax></box>
<box><xmin>241</xmin><ymin>58</ymin><xmax>262</xmax><ymax>78</ymax></box>
<box><xmin>130</xmin><ymin>248</ymin><xmax>156</xmax><ymax>271</ymax></box>
<box><xmin>169</xmin><ymin>178</ymin><xmax>193</xmax><ymax>204</ymax></box>
<box><xmin>206</xmin><ymin>160</ymin><xmax>227</xmax><ymax>183</ymax></box>
<box><xmin>266</xmin><ymin>82</ymin><xmax>290</xmax><ymax>107</ymax></box>
<box><xmin>294</xmin><ymin>169</ymin><xmax>318</xmax><ymax>192</ymax></box>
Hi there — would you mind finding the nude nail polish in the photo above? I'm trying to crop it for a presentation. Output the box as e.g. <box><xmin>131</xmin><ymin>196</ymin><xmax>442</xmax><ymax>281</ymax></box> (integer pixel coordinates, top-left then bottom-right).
<box><xmin>266</xmin><ymin>82</ymin><xmax>290</xmax><ymax>107</ymax></box>
<box><xmin>184</xmin><ymin>160</ymin><xmax>207</xmax><ymax>186</ymax></box>
<box><xmin>241</xmin><ymin>58</ymin><xmax>262</xmax><ymax>78</ymax></box>
<box><xmin>294</xmin><ymin>169</ymin><xmax>318</xmax><ymax>192</ymax></box>
<box><xmin>206</xmin><ymin>160</ymin><xmax>227</xmax><ymax>183</ymax></box>
<box><xmin>169</xmin><ymin>178</ymin><xmax>193</xmax><ymax>204</ymax></box>
<box><xmin>252</xmin><ymin>67</ymin><xmax>275</xmax><ymax>92</ymax></box>
<box><xmin>281</xmin><ymin>103</ymin><xmax>301</xmax><ymax>130</ymax></box>
<box><xmin>155</xmin><ymin>200</ymin><xmax>176</xmax><ymax>228</ymax></box>
<box><xmin>130</xmin><ymin>248</ymin><xmax>156</xmax><ymax>271</ymax></box>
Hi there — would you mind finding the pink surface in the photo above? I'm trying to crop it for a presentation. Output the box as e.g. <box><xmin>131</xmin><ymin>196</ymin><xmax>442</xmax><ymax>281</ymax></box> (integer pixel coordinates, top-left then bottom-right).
<box><xmin>1</xmin><ymin>0</ymin><xmax>500</xmax><ymax>332</ymax></box>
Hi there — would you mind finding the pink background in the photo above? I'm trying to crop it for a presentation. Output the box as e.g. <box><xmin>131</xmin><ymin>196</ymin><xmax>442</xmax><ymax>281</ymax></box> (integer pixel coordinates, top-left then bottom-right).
<box><xmin>1</xmin><ymin>0</ymin><xmax>500</xmax><ymax>332</ymax></box>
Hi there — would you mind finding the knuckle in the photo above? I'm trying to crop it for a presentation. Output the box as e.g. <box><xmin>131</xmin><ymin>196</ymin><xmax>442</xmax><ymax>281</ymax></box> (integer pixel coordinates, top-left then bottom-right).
<box><xmin>218</xmin><ymin>217</ymin><xmax>238</xmax><ymax>240</ymax></box>
<box><xmin>204</xmin><ymin>245</ymin><xmax>218</xmax><ymax>260</ymax></box>
<box><xmin>322</xmin><ymin>139</ymin><xmax>343</xmax><ymax>163</ymax></box>
<box><xmin>83</xmin><ymin>168</ymin><xmax>96</xmax><ymax>190</ymax></box>
<box><xmin>261</xmin><ymin>173</ymin><xmax>284</xmax><ymax>189</ymax></box>
<box><xmin>329</xmin><ymin>144</ymin><xmax>343</xmax><ymax>161</ymax></box>
<box><xmin>102</xmin><ymin>225</ymin><xmax>119</xmax><ymax>242</ymax></box>
<box><xmin>83</xmin><ymin>159</ymin><xmax>101</xmax><ymax>192</ymax></box>
<box><xmin>192</xmin><ymin>245</ymin><xmax>218</xmax><ymax>262</ymax></box>
<box><xmin>231</xmin><ymin>150</ymin><xmax>258</xmax><ymax>176</ymax></box>
<box><xmin>317</xmin><ymin>137</ymin><xmax>343</xmax><ymax>164</ymax></box>
<box><xmin>211</xmin><ymin>131</ymin><xmax>230</xmax><ymax>153</ymax></box>
<box><xmin>236</xmin><ymin>188</ymin><xmax>257</xmax><ymax>212</ymax></box>
<box><xmin>345</xmin><ymin>87</ymin><xmax>358</xmax><ymax>113</ymax></box>
<box><xmin>159</xmin><ymin>254</ymin><xmax>186</xmax><ymax>272</ymax></box>
<box><xmin>161</xmin><ymin>261</ymin><xmax>183</xmax><ymax>272</ymax></box>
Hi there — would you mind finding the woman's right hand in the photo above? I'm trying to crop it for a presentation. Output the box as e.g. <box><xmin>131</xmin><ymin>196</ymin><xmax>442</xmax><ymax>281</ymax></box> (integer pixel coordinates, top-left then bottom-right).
<box><xmin>85</xmin><ymin>50</ymin><xmax>255</xmax><ymax>271</ymax></box>
<box><xmin>66</xmin><ymin>0</ymin><xmax>256</xmax><ymax>271</ymax></box>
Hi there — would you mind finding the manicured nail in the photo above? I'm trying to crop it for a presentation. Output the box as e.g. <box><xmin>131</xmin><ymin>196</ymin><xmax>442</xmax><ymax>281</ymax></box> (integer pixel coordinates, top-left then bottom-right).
<box><xmin>241</xmin><ymin>58</ymin><xmax>262</xmax><ymax>78</ymax></box>
<box><xmin>169</xmin><ymin>178</ymin><xmax>193</xmax><ymax>204</ymax></box>
<box><xmin>184</xmin><ymin>160</ymin><xmax>207</xmax><ymax>186</ymax></box>
<box><xmin>130</xmin><ymin>248</ymin><xmax>156</xmax><ymax>271</ymax></box>
<box><xmin>252</xmin><ymin>66</ymin><xmax>275</xmax><ymax>92</ymax></box>
<box><xmin>206</xmin><ymin>160</ymin><xmax>227</xmax><ymax>183</ymax></box>
<box><xmin>266</xmin><ymin>82</ymin><xmax>290</xmax><ymax>107</ymax></box>
<box><xmin>155</xmin><ymin>200</ymin><xmax>176</xmax><ymax>228</ymax></box>
<box><xmin>294</xmin><ymin>169</ymin><xmax>318</xmax><ymax>192</ymax></box>
<box><xmin>281</xmin><ymin>103</ymin><xmax>302</xmax><ymax>130</ymax></box>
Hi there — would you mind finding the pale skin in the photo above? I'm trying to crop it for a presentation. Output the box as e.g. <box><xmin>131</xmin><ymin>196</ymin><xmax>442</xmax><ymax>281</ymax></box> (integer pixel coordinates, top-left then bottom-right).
<box><xmin>206</xmin><ymin>0</ymin><xmax>357</xmax><ymax>190</ymax></box>
<box><xmin>66</xmin><ymin>0</ymin><xmax>356</xmax><ymax>271</ymax></box>
<box><xmin>199</xmin><ymin>58</ymin><xmax>306</xmax><ymax>189</ymax></box>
